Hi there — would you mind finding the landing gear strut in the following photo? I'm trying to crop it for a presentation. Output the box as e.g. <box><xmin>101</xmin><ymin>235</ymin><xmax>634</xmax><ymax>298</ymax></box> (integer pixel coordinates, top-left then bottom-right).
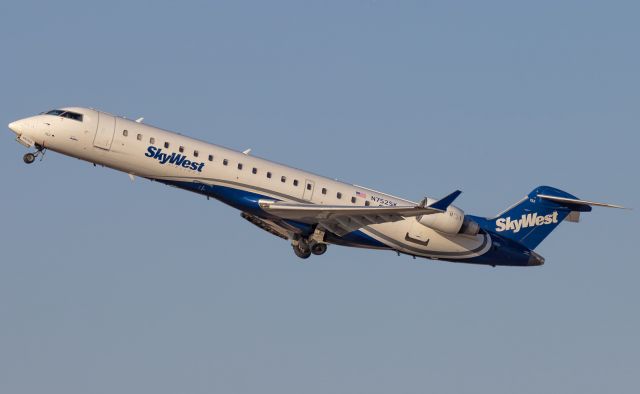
<box><xmin>23</xmin><ymin>144</ymin><xmax>45</xmax><ymax>164</ymax></box>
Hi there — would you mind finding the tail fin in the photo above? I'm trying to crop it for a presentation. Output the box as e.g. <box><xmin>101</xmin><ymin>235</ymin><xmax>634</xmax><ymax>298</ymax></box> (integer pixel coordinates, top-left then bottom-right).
<box><xmin>483</xmin><ymin>186</ymin><xmax>625</xmax><ymax>250</ymax></box>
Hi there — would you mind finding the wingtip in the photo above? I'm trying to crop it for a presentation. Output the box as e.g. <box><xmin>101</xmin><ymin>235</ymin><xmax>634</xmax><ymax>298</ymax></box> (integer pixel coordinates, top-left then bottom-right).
<box><xmin>427</xmin><ymin>189</ymin><xmax>462</xmax><ymax>211</ymax></box>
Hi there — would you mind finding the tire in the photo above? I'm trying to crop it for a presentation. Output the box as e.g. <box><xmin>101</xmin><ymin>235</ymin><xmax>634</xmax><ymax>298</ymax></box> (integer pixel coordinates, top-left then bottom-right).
<box><xmin>311</xmin><ymin>243</ymin><xmax>327</xmax><ymax>256</ymax></box>
<box><xmin>293</xmin><ymin>245</ymin><xmax>311</xmax><ymax>259</ymax></box>
<box><xmin>23</xmin><ymin>153</ymin><xmax>36</xmax><ymax>164</ymax></box>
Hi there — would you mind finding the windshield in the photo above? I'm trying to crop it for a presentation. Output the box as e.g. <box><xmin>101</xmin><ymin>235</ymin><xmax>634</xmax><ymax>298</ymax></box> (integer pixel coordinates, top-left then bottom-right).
<box><xmin>44</xmin><ymin>109</ymin><xmax>83</xmax><ymax>122</ymax></box>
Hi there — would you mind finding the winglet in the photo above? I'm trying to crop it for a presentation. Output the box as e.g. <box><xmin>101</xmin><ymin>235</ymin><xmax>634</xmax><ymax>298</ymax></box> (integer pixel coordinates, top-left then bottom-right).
<box><xmin>427</xmin><ymin>190</ymin><xmax>462</xmax><ymax>211</ymax></box>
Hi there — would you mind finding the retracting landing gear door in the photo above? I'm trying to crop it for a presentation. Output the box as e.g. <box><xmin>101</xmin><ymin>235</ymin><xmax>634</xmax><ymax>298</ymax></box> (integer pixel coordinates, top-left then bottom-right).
<box><xmin>93</xmin><ymin>112</ymin><xmax>115</xmax><ymax>150</ymax></box>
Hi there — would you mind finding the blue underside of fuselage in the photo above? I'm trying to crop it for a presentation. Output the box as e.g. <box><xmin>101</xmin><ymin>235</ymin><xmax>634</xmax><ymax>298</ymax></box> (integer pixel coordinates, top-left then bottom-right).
<box><xmin>156</xmin><ymin>179</ymin><xmax>535</xmax><ymax>266</ymax></box>
<box><xmin>157</xmin><ymin>179</ymin><xmax>388</xmax><ymax>249</ymax></box>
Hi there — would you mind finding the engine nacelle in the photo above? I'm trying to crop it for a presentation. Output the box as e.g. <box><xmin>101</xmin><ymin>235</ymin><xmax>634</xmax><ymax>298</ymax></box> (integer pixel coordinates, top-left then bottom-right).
<box><xmin>417</xmin><ymin>204</ymin><xmax>480</xmax><ymax>236</ymax></box>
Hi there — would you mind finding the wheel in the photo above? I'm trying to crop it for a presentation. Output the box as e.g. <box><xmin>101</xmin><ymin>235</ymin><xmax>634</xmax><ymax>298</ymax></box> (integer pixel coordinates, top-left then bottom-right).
<box><xmin>293</xmin><ymin>244</ymin><xmax>311</xmax><ymax>259</ymax></box>
<box><xmin>23</xmin><ymin>153</ymin><xmax>36</xmax><ymax>164</ymax></box>
<box><xmin>311</xmin><ymin>243</ymin><xmax>327</xmax><ymax>256</ymax></box>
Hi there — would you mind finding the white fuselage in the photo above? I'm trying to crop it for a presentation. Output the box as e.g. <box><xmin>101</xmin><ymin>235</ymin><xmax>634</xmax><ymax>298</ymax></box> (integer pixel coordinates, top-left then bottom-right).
<box><xmin>9</xmin><ymin>107</ymin><xmax>491</xmax><ymax>261</ymax></box>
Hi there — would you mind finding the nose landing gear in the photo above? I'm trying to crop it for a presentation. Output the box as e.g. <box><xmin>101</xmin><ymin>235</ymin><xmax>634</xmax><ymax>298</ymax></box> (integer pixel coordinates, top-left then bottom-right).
<box><xmin>23</xmin><ymin>145</ymin><xmax>45</xmax><ymax>164</ymax></box>
<box><xmin>23</xmin><ymin>153</ymin><xmax>36</xmax><ymax>164</ymax></box>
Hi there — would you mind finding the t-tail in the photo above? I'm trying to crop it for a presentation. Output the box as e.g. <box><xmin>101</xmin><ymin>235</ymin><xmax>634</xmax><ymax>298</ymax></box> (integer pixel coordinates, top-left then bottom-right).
<box><xmin>473</xmin><ymin>186</ymin><xmax>626</xmax><ymax>250</ymax></box>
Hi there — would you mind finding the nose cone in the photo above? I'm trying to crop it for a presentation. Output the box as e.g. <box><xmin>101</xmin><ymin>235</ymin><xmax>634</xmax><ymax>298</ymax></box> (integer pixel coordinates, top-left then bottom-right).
<box><xmin>8</xmin><ymin>121</ymin><xmax>21</xmax><ymax>135</ymax></box>
<box><xmin>8</xmin><ymin>119</ymin><xmax>27</xmax><ymax>135</ymax></box>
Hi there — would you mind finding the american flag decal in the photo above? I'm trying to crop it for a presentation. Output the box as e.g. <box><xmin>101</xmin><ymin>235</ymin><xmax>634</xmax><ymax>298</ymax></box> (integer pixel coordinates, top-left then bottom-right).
<box><xmin>356</xmin><ymin>191</ymin><xmax>367</xmax><ymax>198</ymax></box>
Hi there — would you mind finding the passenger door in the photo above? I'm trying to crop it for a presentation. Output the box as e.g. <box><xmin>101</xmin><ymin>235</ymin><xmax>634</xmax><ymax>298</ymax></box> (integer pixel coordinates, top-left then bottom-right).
<box><xmin>93</xmin><ymin>112</ymin><xmax>115</xmax><ymax>150</ymax></box>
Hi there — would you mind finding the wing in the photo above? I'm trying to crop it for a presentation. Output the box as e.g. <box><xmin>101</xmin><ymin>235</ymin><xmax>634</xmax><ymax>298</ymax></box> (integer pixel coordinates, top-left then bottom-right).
<box><xmin>258</xmin><ymin>190</ymin><xmax>461</xmax><ymax>236</ymax></box>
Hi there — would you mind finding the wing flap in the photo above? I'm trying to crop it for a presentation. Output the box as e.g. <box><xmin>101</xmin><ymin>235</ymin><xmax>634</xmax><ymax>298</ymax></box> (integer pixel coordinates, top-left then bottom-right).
<box><xmin>241</xmin><ymin>212</ymin><xmax>292</xmax><ymax>240</ymax></box>
<box><xmin>259</xmin><ymin>200</ymin><xmax>440</xmax><ymax>221</ymax></box>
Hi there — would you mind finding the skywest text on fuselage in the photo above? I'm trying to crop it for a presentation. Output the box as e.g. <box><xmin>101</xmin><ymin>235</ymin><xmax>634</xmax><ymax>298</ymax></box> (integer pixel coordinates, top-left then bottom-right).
<box><xmin>145</xmin><ymin>146</ymin><xmax>205</xmax><ymax>172</ymax></box>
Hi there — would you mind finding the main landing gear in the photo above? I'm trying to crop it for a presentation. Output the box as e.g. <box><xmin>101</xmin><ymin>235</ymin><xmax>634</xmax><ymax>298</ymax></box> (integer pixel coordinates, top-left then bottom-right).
<box><xmin>23</xmin><ymin>145</ymin><xmax>45</xmax><ymax>164</ymax></box>
<box><xmin>291</xmin><ymin>229</ymin><xmax>328</xmax><ymax>260</ymax></box>
<box><xmin>311</xmin><ymin>242</ymin><xmax>328</xmax><ymax>256</ymax></box>
<box><xmin>292</xmin><ymin>242</ymin><xmax>312</xmax><ymax>259</ymax></box>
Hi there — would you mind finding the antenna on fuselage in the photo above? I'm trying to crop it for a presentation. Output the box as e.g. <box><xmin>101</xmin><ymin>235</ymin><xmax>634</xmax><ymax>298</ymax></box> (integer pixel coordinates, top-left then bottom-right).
<box><xmin>135</xmin><ymin>117</ymin><xmax>144</xmax><ymax>123</ymax></box>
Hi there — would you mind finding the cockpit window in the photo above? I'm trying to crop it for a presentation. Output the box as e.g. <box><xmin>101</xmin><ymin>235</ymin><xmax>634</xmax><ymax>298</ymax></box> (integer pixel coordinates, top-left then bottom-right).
<box><xmin>45</xmin><ymin>109</ymin><xmax>83</xmax><ymax>122</ymax></box>
<box><xmin>62</xmin><ymin>111</ymin><xmax>83</xmax><ymax>121</ymax></box>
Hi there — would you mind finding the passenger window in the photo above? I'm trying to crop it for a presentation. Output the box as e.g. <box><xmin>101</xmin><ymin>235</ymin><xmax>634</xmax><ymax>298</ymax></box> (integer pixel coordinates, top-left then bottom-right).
<box><xmin>164</xmin><ymin>142</ymin><xmax>170</xmax><ymax>148</ymax></box>
<box><xmin>150</xmin><ymin>137</ymin><xmax>155</xmax><ymax>144</ymax></box>
<box><xmin>223</xmin><ymin>159</ymin><xmax>228</xmax><ymax>166</ymax></box>
<box><xmin>137</xmin><ymin>134</ymin><xmax>142</xmax><ymax>141</ymax></box>
<box><xmin>238</xmin><ymin>163</ymin><xmax>243</xmax><ymax>170</ymax></box>
<box><xmin>281</xmin><ymin>176</ymin><xmax>286</xmax><ymax>183</ymax></box>
<box><xmin>179</xmin><ymin>146</ymin><xmax>184</xmax><ymax>153</ymax></box>
<box><xmin>194</xmin><ymin>150</ymin><xmax>199</xmax><ymax>157</ymax></box>
<box><xmin>351</xmin><ymin>197</ymin><xmax>356</xmax><ymax>203</ymax></box>
<box><xmin>123</xmin><ymin>130</ymin><xmax>128</xmax><ymax>137</ymax></box>
<box><xmin>307</xmin><ymin>183</ymin><xmax>312</xmax><ymax>190</ymax></box>
<box><xmin>337</xmin><ymin>192</ymin><xmax>342</xmax><ymax>199</ymax></box>
<box><xmin>208</xmin><ymin>154</ymin><xmax>214</xmax><ymax>161</ymax></box>
<box><xmin>267</xmin><ymin>172</ymin><xmax>272</xmax><ymax>179</ymax></box>
<box><xmin>365</xmin><ymin>201</ymin><xmax>371</xmax><ymax>206</ymax></box>
<box><xmin>322</xmin><ymin>188</ymin><xmax>327</xmax><ymax>195</ymax></box>
<box><xmin>252</xmin><ymin>167</ymin><xmax>257</xmax><ymax>174</ymax></box>
<box><xmin>293</xmin><ymin>180</ymin><xmax>299</xmax><ymax>186</ymax></box>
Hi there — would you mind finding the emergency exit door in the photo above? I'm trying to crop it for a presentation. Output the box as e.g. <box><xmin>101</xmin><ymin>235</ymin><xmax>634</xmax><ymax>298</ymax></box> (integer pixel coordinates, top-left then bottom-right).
<box><xmin>303</xmin><ymin>179</ymin><xmax>315</xmax><ymax>201</ymax></box>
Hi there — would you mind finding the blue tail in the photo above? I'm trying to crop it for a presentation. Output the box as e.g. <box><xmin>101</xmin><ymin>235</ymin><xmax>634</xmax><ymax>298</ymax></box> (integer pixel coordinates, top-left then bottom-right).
<box><xmin>474</xmin><ymin>186</ymin><xmax>592</xmax><ymax>250</ymax></box>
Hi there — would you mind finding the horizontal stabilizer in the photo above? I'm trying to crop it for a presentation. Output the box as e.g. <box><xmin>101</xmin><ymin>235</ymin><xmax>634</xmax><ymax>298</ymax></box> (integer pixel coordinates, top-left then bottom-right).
<box><xmin>427</xmin><ymin>190</ymin><xmax>462</xmax><ymax>211</ymax></box>
<box><xmin>537</xmin><ymin>194</ymin><xmax>628</xmax><ymax>209</ymax></box>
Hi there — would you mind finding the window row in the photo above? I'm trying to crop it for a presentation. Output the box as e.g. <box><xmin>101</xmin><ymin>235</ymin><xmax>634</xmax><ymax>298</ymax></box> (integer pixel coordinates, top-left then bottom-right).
<box><xmin>122</xmin><ymin>129</ymin><xmax>215</xmax><ymax>162</ymax></box>
<box><xmin>121</xmin><ymin>129</ymin><xmax>370</xmax><ymax>205</ymax></box>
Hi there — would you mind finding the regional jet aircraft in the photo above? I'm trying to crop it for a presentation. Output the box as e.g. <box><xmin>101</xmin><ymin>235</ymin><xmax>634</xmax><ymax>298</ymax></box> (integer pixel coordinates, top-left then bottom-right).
<box><xmin>8</xmin><ymin>107</ymin><xmax>626</xmax><ymax>266</ymax></box>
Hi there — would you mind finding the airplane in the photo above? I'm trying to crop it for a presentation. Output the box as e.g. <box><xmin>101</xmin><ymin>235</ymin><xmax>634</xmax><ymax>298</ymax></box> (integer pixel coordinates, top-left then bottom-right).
<box><xmin>7</xmin><ymin>107</ymin><xmax>627</xmax><ymax>267</ymax></box>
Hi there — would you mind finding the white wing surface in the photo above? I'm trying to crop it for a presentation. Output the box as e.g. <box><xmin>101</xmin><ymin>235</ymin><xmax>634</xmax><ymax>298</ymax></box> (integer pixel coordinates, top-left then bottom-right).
<box><xmin>258</xmin><ymin>200</ymin><xmax>443</xmax><ymax>236</ymax></box>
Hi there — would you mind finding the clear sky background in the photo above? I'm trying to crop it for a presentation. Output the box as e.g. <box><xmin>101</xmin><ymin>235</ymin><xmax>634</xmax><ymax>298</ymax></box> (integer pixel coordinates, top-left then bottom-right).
<box><xmin>1</xmin><ymin>1</ymin><xmax>638</xmax><ymax>393</ymax></box>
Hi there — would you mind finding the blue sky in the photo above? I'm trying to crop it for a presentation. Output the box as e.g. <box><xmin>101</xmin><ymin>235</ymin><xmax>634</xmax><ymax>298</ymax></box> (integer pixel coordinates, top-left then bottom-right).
<box><xmin>1</xmin><ymin>1</ymin><xmax>638</xmax><ymax>393</ymax></box>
